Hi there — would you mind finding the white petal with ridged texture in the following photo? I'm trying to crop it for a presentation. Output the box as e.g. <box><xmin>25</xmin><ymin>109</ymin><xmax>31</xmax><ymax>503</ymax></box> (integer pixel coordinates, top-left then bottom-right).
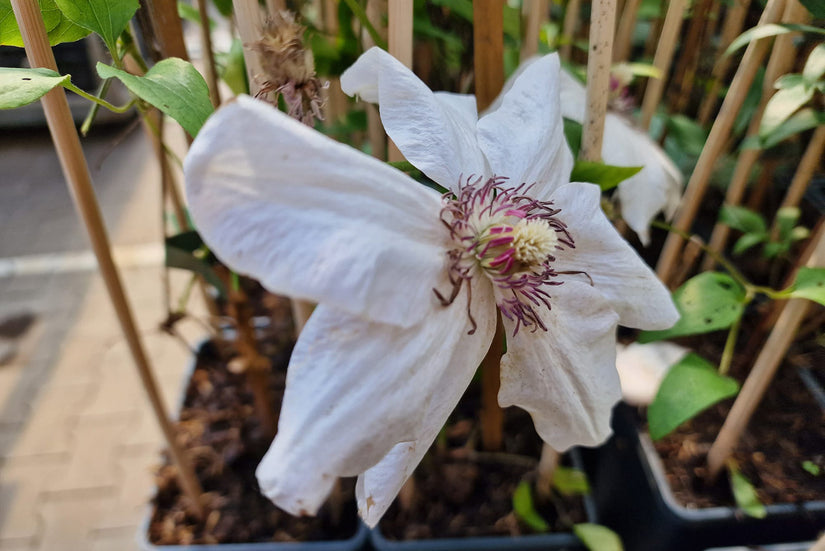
<box><xmin>341</xmin><ymin>47</ymin><xmax>486</xmax><ymax>188</ymax></box>
<box><xmin>550</xmin><ymin>183</ymin><xmax>679</xmax><ymax>330</ymax></box>
<box><xmin>499</xmin><ymin>280</ymin><xmax>621</xmax><ymax>450</ymax></box>
<box><xmin>477</xmin><ymin>54</ymin><xmax>573</xmax><ymax>200</ymax></box>
<box><xmin>185</xmin><ymin>96</ymin><xmax>449</xmax><ymax>328</ymax></box>
<box><xmin>256</xmin><ymin>274</ymin><xmax>497</xmax><ymax>521</ymax></box>
<box><xmin>558</xmin><ymin>71</ymin><xmax>684</xmax><ymax>245</ymax></box>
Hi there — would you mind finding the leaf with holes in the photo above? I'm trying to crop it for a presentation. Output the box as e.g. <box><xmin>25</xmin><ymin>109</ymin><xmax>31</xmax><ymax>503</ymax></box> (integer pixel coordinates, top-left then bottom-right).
<box><xmin>787</xmin><ymin>267</ymin><xmax>825</xmax><ymax>306</ymax></box>
<box><xmin>574</xmin><ymin>524</ymin><xmax>623</xmax><ymax>551</ymax></box>
<box><xmin>98</xmin><ymin>58</ymin><xmax>213</xmax><ymax>137</ymax></box>
<box><xmin>512</xmin><ymin>481</ymin><xmax>549</xmax><ymax>532</ymax></box>
<box><xmin>648</xmin><ymin>354</ymin><xmax>739</xmax><ymax>440</ymax></box>
<box><xmin>639</xmin><ymin>272</ymin><xmax>745</xmax><ymax>343</ymax></box>
<box><xmin>53</xmin><ymin>0</ymin><xmax>138</xmax><ymax>52</ymax></box>
<box><xmin>0</xmin><ymin>67</ymin><xmax>70</xmax><ymax>108</ymax></box>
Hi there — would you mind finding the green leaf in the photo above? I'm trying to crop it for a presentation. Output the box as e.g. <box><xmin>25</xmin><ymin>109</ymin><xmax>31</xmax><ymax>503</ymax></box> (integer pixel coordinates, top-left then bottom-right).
<box><xmin>803</xmin><ymin>460</ymin><xmax>821</xmax><ymax>476</ymax></box>
<box><xmin>622</xmin><ymin>62</ymin><xmax>662</xmax><ymax>80</ymax></box>
<box><xmin>210</xmin><ymin>0</ymin><xmax>232</xmax><ymax>17</ymax></box>
<box><xmin>799</xmin><ymin>0</ymin><xmax>825</xmax><ymax>18</ymax></box>
<box><xmin>512</xmin><ymin>481</ymin><xmax>550</xmax><ymax>533</ymax></box>
<box><xmin>727</xmin><ymin>24</ymin><xmax>825</xmax><ymax>56</ymax></box>
<box><xmin>639</xmin><ymin>273</ymin><xmax>746</xmax><ymax>343</ymax></box>
<box><xmin>0</xmin><ymin>0</ymin><xmax>88</xmax><ymax>46</ymax></box>
<box><xmin>763</xmin><ymin>241</ymin><xmax>786</xmax><ymax>259</ymax></box>
<box><xmin>757</xmin><ymin>107</ymin><xmax>825</xmax><ymax>149</ymax></box>
<box><xmin>165</xmin><ymin>240</ymin><xmax>226</xmax><ymax>298</ymax></box>
<box><xmin>648</xmin><ymin>354</ymin><xmax>740</xmax><ymax>440</ymax></box>
<box><xmin>720</xmin><ymin>205</ymin><xmax>767</xmax><ymax>234</ymax></box>
<box><xmin>0</xmin><ymin>67</ymin><xmax>70</xmax><ymax>108</ymax></box>
<box><xmin>791</xmin><ymin>226</ymin><xmax>811</xmax><ymax>241</ymax></box>
<box><xmin>574</xmin><ymin>524</ymin><xmax>624</xmax><ymax>551</ymax></box>
<box><xmin>760</xmin><ymin>85</ymin><xmax>815</xmax><ymax>137</ymax></box>
<box><xmin>53</xmin><ymin>0</ymin><xmax>138</xmax><ymax>52</ymax></box>
<box><xmin>787</xmin><ymin>267</ymin><xmax>825</xmax><ymax>306</ymax></box>
<box><xmin>563</xmin><ymin>118</ymin><xmax>583</xmax><ymax>158</ymax></box>
<box><xmin>570</xmin><ymin>160</ymin><xmax>642</xmax><ymax>191</ymax></box>
<box><xmin>552</xmin><ymin>466</ymin><xmax>590</xmax><ymax>496</ymax></box>
<box><xmin>804</xmin><ymin>43</ymin><xmax>825</xmax><ymax>82</ymax></box>
<box><xmin>178</xmin><ymin>1</ymin><xmax>213</xmax><ymax>29</ymax></box>
<box><xmin>729</xmin><ymin>466</ymin><xmax>767</xmax><ymax>519</ymax></box>
<box><xmin>775</xmin><ymin>74</ymin><xmax>806</xmax><ymax>89</ymax></box>
<box><xmin>216</xmin><ymin>38</ymin><xmax>248</xmax><ymax>96</ymax></box>
<box><xmin>775</xmin><ymin>206</ymin><xmax>800</xmax><ymax>242</ymax></box>
<box><xmin>733</xmin><ymin>232</ymin><xmax>767</xmax><ymax>255</ymax></box>
<box><xmin>97</xmin><ymin>58</ymin><xmax>213</xmax><ymax>137</ymax></box>
<box><xmin>665</xmin><ymin>114</ymin><xmax>708</xmax><ymax>157</ymax></box>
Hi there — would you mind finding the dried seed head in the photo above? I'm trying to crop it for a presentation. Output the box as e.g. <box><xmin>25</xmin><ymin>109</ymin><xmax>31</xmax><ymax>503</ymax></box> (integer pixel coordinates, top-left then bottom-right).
<box><xmin>251</xmin><ymin>11</ymin><xmax>328</xmax><ymax>126</ymax></box>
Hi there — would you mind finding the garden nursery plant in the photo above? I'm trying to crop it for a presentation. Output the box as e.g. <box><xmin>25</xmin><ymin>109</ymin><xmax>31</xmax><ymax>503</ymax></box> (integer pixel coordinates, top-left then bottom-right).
<box><xmin>1</xmin><ymin>0</ymin><xmax>825</xmax><ymax>550</ymax></box>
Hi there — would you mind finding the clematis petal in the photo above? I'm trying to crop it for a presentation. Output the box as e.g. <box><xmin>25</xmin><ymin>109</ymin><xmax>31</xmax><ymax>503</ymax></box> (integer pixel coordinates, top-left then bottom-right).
<box><xmin>558</xmin><ymin>71</ymin><xmax>684</xmax><ymax>245</ymax></box>
<box><xmin>477</xmin><ymin>53</ymin><xmax>573</xmax><ymax>200</ymax></box>
<box><xmin>550</xmin><ymin>182</ymin><xmax>679</xmax><ymax>330</ymax></box>
<box><xmin>185</xmin><ymin>95</ymin><xmax>449</xmax><ymax>328</ymax></box>
<box><xmin>499</xmin><ymin>280</ymin><xmax>621</xmax><ymax>450</ymax></box>
<box><xmin>341</xmin><ymin>47</ymin><xmax>486</xmax><ymax>188</ymax></box>
<box><xmin>256</xmin><ymin>274</ymin><xmax>497</xmax><ymax>522</ymax></box>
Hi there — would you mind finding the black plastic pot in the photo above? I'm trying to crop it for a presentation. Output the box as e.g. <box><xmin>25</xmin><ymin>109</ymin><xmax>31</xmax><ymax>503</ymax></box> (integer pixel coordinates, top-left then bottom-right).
<box><xmin>370</xmin><ymin>448</ymin><xmax>594</xmax><ymax>551</ymax></box>
<box><xmin>704</xmin><ymin>543</ymin><xmax>816</xmax><ymax>551</ymax></box>
<box><xmin>581</xmin><ymin>378</ymin><xmax>825</xmax><ymax>551</ymax></box>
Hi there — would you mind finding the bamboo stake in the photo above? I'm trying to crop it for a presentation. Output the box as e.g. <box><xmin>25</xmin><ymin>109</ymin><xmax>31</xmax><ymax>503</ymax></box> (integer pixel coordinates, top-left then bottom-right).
<box><xmin>580</xmin><ymin>0</ymin><xmax>617</xmax><ymax>162</ymax></box>
<box><xmin>233</xmin><ymin>0</ymin><xmax>264</xmax><ymax>94</ymax></box>
<box><xmin>364</xmin><ymin>0</ymin><xmax>387</xmax><ymax>160</ymax></box>
<box><xmin>696</xmin><ymin>0</ymin><xmax>752</xmax><ymax>125</ymax></box>
<box><xmin>667</xmin><ymin>0</ymin><xmax>713</xmax><ymax>114</ymax></box>
<box><xmin>707</xmin><ymin>222</ymin><xmax>825</xmax><ymax>479</ymax></box>
<box><xmin>144</xmin><ymin>0</ymin><xmax>190</xmax><ymax>60</ymax></box>
<box><xmin>388</xmin><ymin>0</ymin><xmax>413</xmax><ymax>163</ymax></box>
<box><xmin>702</xmin><ymin>2</ymin><xmax>805</xmax><ymax>270</ymax></box>
<box><xmin>266</xmin><ymin>0</ymin><xmax>286</xmax><ymax>13</ymax></box>
<box><xmin>536</xmin><ymin>444</ymin><xmax>560</xmax><ymax>499</ymax></box>
<box><xmin>776</xmin><ymin>125</ymin><xmax>825</xmax><ymax>214</ymax></box>
<box><xmin>639</xmin><ymin>0</ymin><xmax>687</xmax><ymax>130</ymax></box>
<box><xmin>10</xmin><ymin>0</ymin><xmax>205</xmax><ymax>517</ymax></box>
<box><xmin>473</xmin><ymin>0</ymin><xmax>506</xmax><ymax>452</ymax></box>
<box><xmin>655</xmin><ymin>0</ymin><xmax>786</xmax><ymax>284</ymax></box>
<box><xmin>613</xmin><ymin>0</ymin><xmax>642</xmax><ymax>62</ymax></box>
<box><xmin>196</xmin><ymin>0</ymin><xmax>222</xmax><ymax>108</ymax></box>
<box><xmin>812</xmin><ymin>533</ymin><xmax>825</xmax><ymax>551</ymax></box>
<box><xmin>521</xmin><ymin>0</ymin><xmax>549</xmax><ymax>61</ymax></box>
<box><xmin>560</xmin><ymin>0</ymin><xmax>581</xmax><ymax>61</ymax></box>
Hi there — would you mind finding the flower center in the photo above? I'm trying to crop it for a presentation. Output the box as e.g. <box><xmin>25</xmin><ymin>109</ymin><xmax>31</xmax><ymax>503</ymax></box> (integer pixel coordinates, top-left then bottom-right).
<box><xmin>435</xmin><ymin>176</ymin><xmax>575</xmax><ymax>335</ymax></box>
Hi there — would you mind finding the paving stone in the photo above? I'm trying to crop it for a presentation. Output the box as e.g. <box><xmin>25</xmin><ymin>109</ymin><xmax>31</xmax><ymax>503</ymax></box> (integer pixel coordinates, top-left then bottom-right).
<box><xmin>45</xmin><ymin>414</ymin><xmax>133</xmax><ymax>494</ymax></box>
<box><xmin>89</xmin><ymin>527</ymin><xmax>141</xmax><ymax>551</ymax></box>
<box><xmin>1</xmin><ymin>395</ymin><xmax>78</xmax><ymax>461</ymax></box>
<box><xmin>0</xmin><ymin>461</ymin><xmax>64</xmax><ymax>543</ymax></box>
<box><xmin>36</xmin><ymin>495</ymin><xmax>107</xmax><ymax>551</ymax></box>
<box><xmin>93</xmin><ymin>445</ymin><xmax>160</xmax><ymax>532</ymax></box>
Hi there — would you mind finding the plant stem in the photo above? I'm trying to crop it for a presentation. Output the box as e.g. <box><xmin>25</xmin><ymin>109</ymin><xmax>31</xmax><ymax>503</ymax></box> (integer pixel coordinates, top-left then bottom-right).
<box><xmin>62</xmin><ymin>81</ymin><xmax>136</xmax><ymax>113</ymax></box>
<box><xmin>718</xmin><ymin>308</ymin><xmax>744</xmax><ymax>376</ymax></box>
<box><xmin>342</xmin><ymin>0</ymin><xmax>388</xmax><ymax>50</ymax></box>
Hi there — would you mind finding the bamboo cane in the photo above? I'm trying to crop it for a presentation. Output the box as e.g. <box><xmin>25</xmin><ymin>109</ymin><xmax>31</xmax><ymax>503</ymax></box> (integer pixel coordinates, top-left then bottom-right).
<box><xmin>388</xmin><ymin>0</ymin><xmax>414</xmax><ymax>163</ymax></box>
<box><xmin>667</xmin><ymin>0</ymin><xmax>713</xmax><ymax>114</ymax></box>
<box><xmin>613</xmin><ymin>0</ymin><xmax>642</xmax><ymax>62</ymax></box>
<box><xmin>196</xmin><ymin>0</ymin><xmax>222</xmax><ymax>108</ymax></box>
<box><xmin>144</xmin><ymin>0</ymin><xmax>190</xmax><ymax>60</ymax></box>
<box><xmin>233</xmin><ymin>0</ymin><xmax>264</xmax><ymax>94</ymax></box>
<box><xmin>266</xmin><ymin>0</ymin><xmax>286</xmax><ymax>13</ymax></box>
<box><xmin>536</xmin><ymin>444</ymin><xmax>560</xmax><ymax>498</ymax></box>
<box><xmin>707</xmin><ymin>222</ymin><xmax>825</xmax><ymax>479</ymax></box>
<box><xmin>10</xmin><ymin>0</ymin><xmax>205</xmax><ymax>517</ymax></box>
<box><xmin>775</xmin><ymin>125</ymin><xmax>825</xmax><ymax>215</ymax></box>
<box><xmin>812</xmin><ymin>532</ymin><xmax>825</xmax><ymax>551</ymax></box>
<box><xmin>473</xmin><ymin>0</ymin><xmax>506</xmax><ymax>452</ymax></box>
<box><xmin>696</xmin><ymin>0</ymin><xmax>752</xmax><ymax>125</ymax></box>
<box><xmin>639</xmin><ymin>0</ymin><xmax>687</xmax><ymax>130</ymax></box>
<box><xmin>364</xmin><ymin>0</ymin><xmax>388</xmax><ymax>160</ymax></box>
<box><xmin>702</xmin><ymin>0</ymin><xmax>806</xmax><ymax>270</ymax></box>
<box><xmin>521</xmin><ymin>0</ymin><xmax>549</xmax><ymax>60</ymax></box>
<box><xmin>580</xmin><ymin>0</ymin><xmax>617</xmax><ymax>162</ymax></box>
<box><xmin>655</xmin><ymin>0</ymin><xmax>786</xmax><ymax>285</ymax></box>
<box><xmin>560</xmin><ymin>0</ymin><xmax>581</xmax><ymax>60</ymax></box>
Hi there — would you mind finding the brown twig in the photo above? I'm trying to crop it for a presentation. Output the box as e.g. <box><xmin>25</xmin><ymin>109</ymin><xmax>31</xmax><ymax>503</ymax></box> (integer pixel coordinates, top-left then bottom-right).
<box><xmin>560</xmin><ymin>0</ymin><xmax>581</xmax><ymax>61</ymax></box>
<box><xmin>521</xmin><ymin>0</ymin><xmax>549</xmax><ymax>60</ymax></box>
<box><xmin>197</xmin><ymin>0</ymin><xmax>222</xmax><ymax>107</ymax></box>
<box><xmin>639</xmin><ymin>0</ymin><xmax>687</xmax><ymax>130</ymax></box>
<box><xmin>387</xmin><ymin>0</ymin><xmax>413</xmax><ymax>162</ymax></box>
<box><xmin>613</xmin><ymin>0</ymin><xmax>641</xmax><ymax>62</ymax></box>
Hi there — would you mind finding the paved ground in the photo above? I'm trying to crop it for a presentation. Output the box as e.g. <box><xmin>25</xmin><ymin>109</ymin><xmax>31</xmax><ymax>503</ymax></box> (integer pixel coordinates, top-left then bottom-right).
<box><xmin>0</xmin><ymin>116</ymin><xmax>207</xmax><ymax>550</ymax></box>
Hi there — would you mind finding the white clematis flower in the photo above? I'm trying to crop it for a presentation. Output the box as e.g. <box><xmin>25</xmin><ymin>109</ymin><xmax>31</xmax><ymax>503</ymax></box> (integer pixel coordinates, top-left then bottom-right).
<box><xmin>556</xmin><ymin>70</ymin><xmax>684</xmax><ymax>245</ymax></box>
<box><xmin>185</xmin><ymin>49</ymin><xmax>678</xmax><ymax>527</ymax></box>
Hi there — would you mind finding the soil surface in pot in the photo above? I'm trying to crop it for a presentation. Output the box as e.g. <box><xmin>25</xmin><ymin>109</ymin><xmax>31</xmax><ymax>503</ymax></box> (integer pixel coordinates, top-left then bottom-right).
<box><xmin>380</xmin><ymin>389</ymin><xmax>588</xmax><ymax>540</ymax></box>
<box><xmin>148</xmin><ymin>294</ymin><xmax>360</xmax><ymax>545</ymax></box>
<box><xmin>648</xmin><ymin>355</ymin><xmax>825</xmax><ymax>509</ymax></box>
